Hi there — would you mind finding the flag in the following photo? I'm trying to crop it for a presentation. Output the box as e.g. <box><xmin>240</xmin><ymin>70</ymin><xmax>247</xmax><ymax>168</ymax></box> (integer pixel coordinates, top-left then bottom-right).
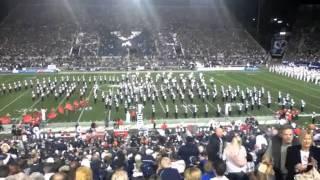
<box><xmin>73</xmin><ymin>100</ymin><xmax>80</xmax><ymax>109</ymax></box>
<box><xmin>23</xmin><ymin>114</ymin><xmax>33</xmax><ymax>124</ymax></box>
<box><xmin>47</xmin><ymin>109</ymin><xmax>57</xmax><ymax>120</ymax></box>
<box><xmin>0</xmin><ymin>115</ymin><xmax>11</xmax><ymax>124</ymax></box>
<box><xmin>65</xmin><ymin>102</ymin><xmax>74</xmax><ymax>111</ymax></box>
<box><xmin>58</xmin><ymin>105</ymin><xmax>64</xmax><ymax>114</ymax></box>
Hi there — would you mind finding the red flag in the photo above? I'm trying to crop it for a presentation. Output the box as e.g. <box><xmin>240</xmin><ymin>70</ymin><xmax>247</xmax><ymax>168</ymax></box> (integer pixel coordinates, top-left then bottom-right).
<box><xmin>47</xmin><ymin>110</ymin><xmax>57</xmax><ymax>120</ymax></box>
<box><xmin>0</xmin><ymin>116</ymin><xmax>11</xmax><ymax>124</ymax></box>
<box><xmin>58</xmin><ymin>105</ymin><xmax>64</xmax><ymax>114</ymax></box>
<box><xmin>65</xmin><ymin>102</ymin><xmax>74</xmax><ymax>111</ymax></box>
<box><xmin>73</xmin><ymin>100</ymin><xmax>80</xmax><ymax>109</ymax></box>
<box><xmin>23</xmin><ymin>114</ymin><xmax>33</xmax><ymax>124</ymax></box>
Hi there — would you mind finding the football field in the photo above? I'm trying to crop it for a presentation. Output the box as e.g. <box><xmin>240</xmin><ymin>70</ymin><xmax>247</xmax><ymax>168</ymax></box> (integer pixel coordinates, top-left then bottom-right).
<box><xmin>0</xmin><ymin>68</ymin><xmax>319</xmax><ymax>126</ymax></box>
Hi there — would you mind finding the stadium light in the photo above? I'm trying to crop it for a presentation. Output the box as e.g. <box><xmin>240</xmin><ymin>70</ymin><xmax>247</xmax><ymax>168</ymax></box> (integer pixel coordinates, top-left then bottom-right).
<box><xmin>279</xmin><ymin>31</ymin><xmax>286</xmax><ymax>35</ymax></box>
<box><xmin>273</xmin><ymin>18</ymin><xmax>278</xmax><ymax>21</ymax></box>
<box><xmin>277</xmin><ymin>20</ymin><xmax>283</xmax><ymax>24</ymax></box>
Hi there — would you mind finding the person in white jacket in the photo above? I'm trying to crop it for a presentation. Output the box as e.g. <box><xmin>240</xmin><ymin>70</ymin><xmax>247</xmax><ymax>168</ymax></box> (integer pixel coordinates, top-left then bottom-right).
<box><xmin>223</xmin><ymin>134</ymin><xmax>248</xmax><ymax>180</ymax></box>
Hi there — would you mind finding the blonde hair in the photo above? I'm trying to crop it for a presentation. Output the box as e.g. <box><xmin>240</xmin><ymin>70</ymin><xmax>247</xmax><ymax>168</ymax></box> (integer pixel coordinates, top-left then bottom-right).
<box><xmin>111</xmin><ymin>170</ymin><xmax>129</xmax><ymax>180</ymax></box>
<box><xmin>203</xmin><ymin>161</ymin><xmax>213</xmax><ymax>173</ymax></box>
<box><xmin>299</xmin><ymin>129</ymin><xmax>314</xmax><ymax>144</ymax></box>
<box><xmin>184</xmin><ymin>167</ymin><xmax>202</xmax><ymax>180</ymax></box>
<box><xmin>75</xmin><ymin>166</ymin><xmax>93</xmax><ymax>180</ymax></box>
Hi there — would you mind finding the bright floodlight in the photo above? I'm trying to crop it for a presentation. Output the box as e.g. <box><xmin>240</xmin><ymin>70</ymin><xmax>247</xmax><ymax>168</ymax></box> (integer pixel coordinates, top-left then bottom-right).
<box><xmin>273</xmin><ymin>18</ymin><xmax>278</xmax><ymax>21</ymax></box>
<box><xmin>277</xmin><ymin>20</ymin><xmax>283</xmax><ymax>24</ymax></box>
<box><xmin>280</xmin><ymin>32</ymin><xmax>286</xmax><ymax>35</ymax></box>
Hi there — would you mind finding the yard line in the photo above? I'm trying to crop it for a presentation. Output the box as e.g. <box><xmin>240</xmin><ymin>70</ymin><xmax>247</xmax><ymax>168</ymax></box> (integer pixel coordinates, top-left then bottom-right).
<box><xmin>157</xmin><ymin>99</ymin><xmax>166</xmax><ymax>113</ymax></box>
<box><xmin>77</xmin><ymin>86</ymin><xmax>94</xmax><ymax>123</ymax></box>
<box><xmin>205</xmin><ymin>99</ymin><xmax>217</xmax><ymax>111</ymax></box>
<box><xmin>30</xmin><ymin>98</ymin><xmax>42</xmax><ymax>109</ymax></box>
<box><xmin>57</xmin><ymin>96</ymin><xmax>67</xmax><ymax>107</ymax></box>
<box><xmin>0</xmin><ymin>90</ymin><xmax>30</xmax><ymax>112</ymax></box>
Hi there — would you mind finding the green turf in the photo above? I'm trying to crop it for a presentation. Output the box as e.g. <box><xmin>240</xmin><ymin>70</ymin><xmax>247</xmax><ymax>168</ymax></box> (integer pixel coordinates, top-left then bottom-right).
<box><xmin>0</xmin><ymin>69</ymin><xmax>319</xmax><ymax>125</ymax></box>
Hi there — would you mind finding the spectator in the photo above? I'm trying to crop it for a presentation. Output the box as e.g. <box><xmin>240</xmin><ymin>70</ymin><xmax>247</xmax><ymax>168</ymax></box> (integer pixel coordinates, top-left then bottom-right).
<box><xmin>201</xmin><ymin>161</ymin><xmax>215</xmax><ymax>180</ymax></box>
<box><xmin>285</xmin><ymin>130</ymin><xmax>320</xmax><ymax>180</ymax></box>
<box><xmin>184</xmin><ymin>167</ymin><xmax>202</xmax><ymax>180</ymax></box>
<box><xmin>265</xmin><ymin>125</ymin><xmax>298</xmax><ymax>180</ymax></box>
<box><xmin>178</xmin><ymin>136</ymin><xmax>199</xmax><ymax>167</ymax></box>
<box><xmin>75</xmin><ymin>166</ymin><xmax>93</xmax><ymax>180</ymax></box>
<box><xmin>223</xmin><ymin>134</ymin><xmax>248</xmax><ymax>180</ymax></box>
<box><xmin>111</xmin><ymin>170</ymin><xmax>129</xmax><ymax>180</ymax></box>
<box><xmin>207</xmin><ymin>128</ymin><xmax>224</xmax><ymax>163</ymax></box>
<box><xmin>49</xmin><ymin>172</ymin><xmax>68</xmax><ymax>180</ymax></box>
<box><xmin>157</xmin><ymin>157</ymin><xmax>182</xmax><ymax>180</ymax></box>
<box><xmin>212</xmin><ymin>159</ymin><xmax>229</xmax><ymax>180</ymax></box>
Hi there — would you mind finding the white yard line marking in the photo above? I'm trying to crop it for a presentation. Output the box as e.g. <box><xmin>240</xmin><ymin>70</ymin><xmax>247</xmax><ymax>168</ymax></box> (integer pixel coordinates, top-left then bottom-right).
<box><xmin>57</xmin><ymin>96</ymin><xmax>67</xmax><ymax>107</ymax></box>
<box><xmin>158</xmin><ymin>99</ymin><xmax>166</xmax><ymax>113</ymax></box>
<box><xmin>0</xmin><ymin>90</ymin><xmax>30</xmax><ymax>112</ymax></box>
<box><xmin>77</xmin><ymin>86</ymin><xmax>94</xmax><ymax>123</ymax></box>
<box><xmin>205</xmin><ymin>99</ymin><xmax>217</xmax><ymax>111</ymax></box>
<box><xmin>30</xmin><ymin>98</ymin><xmax>42</xmax><ymax>109</ymax></box>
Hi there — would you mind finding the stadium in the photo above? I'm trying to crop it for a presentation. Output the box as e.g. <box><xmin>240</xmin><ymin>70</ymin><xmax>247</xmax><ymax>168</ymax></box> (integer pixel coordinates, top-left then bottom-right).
<box><xmin>0</xmin><ymin>0</ymin><xmax>319</xmax><ymax>180</ymax></box>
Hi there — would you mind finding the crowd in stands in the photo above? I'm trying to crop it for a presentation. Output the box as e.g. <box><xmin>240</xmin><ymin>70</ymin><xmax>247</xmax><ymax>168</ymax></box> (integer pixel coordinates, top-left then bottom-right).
<box><xmin>283</xmin><ymin>5</ymin><xmax>320</xmax><ymax>64</ymax></box>
<box><xmin>0</xmin><ymin>0</ymin><xmax>266</xmax><ymax>70</ymax></box>
<box><xmin>0</xmin><ymin>119</ymin><xmax>320</xmax><ymax>180</ymax></box>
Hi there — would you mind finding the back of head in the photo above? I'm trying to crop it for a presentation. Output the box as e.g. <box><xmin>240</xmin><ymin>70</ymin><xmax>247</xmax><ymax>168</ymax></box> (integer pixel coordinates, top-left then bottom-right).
<box><xmin>203</xmin><ymin>161</ymin><xmax>213</xmax><ymax>173</ymax></box>
<box><xmin>184</xmin><ymin>167</ymin><xmax>201</xmax><ymax>180</ymax></box>
<box><xmin>75</xmin><ymin>166</ymin><xmax>93</xmax><ymax>180</ymax></box>
<box><xmin>0</xmin><ymin>165</ymin><xmax>9</xmax><ymax>178</ymax></box>
<box><xmin>111</xmin><ymin>170</ymin><xmax>129</xmax><ymax>180</ymax></box>
<box><xmin>50</xmin><ymin>172</ymin><xmax>68</xmax><ymax>180</ymax></box>
<box><xmin>29</xmin><ymin>172</ymin><xmax>45</xmax><ymax>180</ymax></box>
<box><xmin>213</xmin><ymin>159</ymin><xmax>226</xmax><ymax>177</ymax></box>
